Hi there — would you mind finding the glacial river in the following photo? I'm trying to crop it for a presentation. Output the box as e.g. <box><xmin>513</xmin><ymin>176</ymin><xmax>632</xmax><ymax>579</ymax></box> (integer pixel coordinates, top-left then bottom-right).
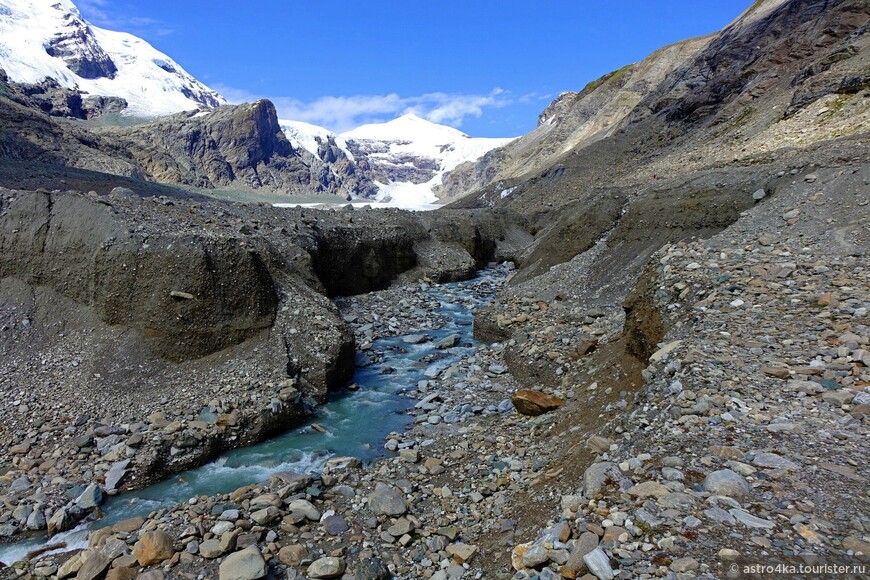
<box><xmin>0</xmin><ymin>268</ymin><xmax>507</xmax><ymax>565</ymax></box>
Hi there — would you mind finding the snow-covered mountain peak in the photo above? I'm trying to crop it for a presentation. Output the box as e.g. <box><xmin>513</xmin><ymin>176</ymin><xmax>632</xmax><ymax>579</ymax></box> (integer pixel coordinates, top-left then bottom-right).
<box><xmin>336</xmin><ymin>115</ymin><xmax>515</xmax><ymax>208</ymax></box>
<box><xmin>276</xmin><ymin>115</ymin><xmax>513</xmax><ymax>209</ymax></box>
<box><xmin>0</xmin><ymin>0</ymin><xmax>224</xmax><ymax>116</ymax></box>
<box><xmin>341</xmin><ymin>113</ymin><xmax>470</xmax><ymax>143</ymax></box>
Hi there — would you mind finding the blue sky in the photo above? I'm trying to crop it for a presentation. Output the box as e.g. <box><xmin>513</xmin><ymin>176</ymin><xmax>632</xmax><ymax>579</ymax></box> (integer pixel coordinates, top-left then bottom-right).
<box><xmin>77</xmin><ymin>0</ymin><xmax>751</xmax><ymax>137</ymax></box>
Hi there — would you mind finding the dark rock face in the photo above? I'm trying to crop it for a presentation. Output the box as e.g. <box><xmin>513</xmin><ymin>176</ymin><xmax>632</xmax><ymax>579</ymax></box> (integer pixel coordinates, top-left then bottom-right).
<box><xmin>82</xmin><ymin>94</ymin><xmax>129</xmax><ymax>117</ymax></box>
<box><xmin>307</xmin><ymin>208</ymin><xmax>528</xmax><ymax>297</ymax></box>
<box><xmin>311</xmin><ymin>221</ymin><xmax>420</xmax><ymax>297</ymax></box>
<box><xmin>0</xmin><ymin>190</ymin><xmax>278</xmax><ymax>362</ymax></box>
<box><xmin>113</xmin><ymin>100</ymin><xmax>300</xmax><ymax>190</ymax></box>
<box><xmin>642</xmin><ymin>0</ymin><xmax>869</xmax><ymax>125</ymax></box>
<box><xmin>44</xmin><ymin>18</ymin><xmax>118</xmax><ymax>80</ymax></box>
<box><xmin>346</xmin><ymin>139</ymin><xmax>442</xmax><ymax>185</ymax></box>
<box><xmin>0</xmin><ymin>73</ymin><xmax>129</xmax><ymax>120</ymax></box>
<box><xmin>537</xmin><ymin>91</ymin><xmax>579</xmax><ymax>127</ymax></box>
<box><xmin>0</xmin><ymin>78</ymin><xmax>378</xmax><ymax>198</ymax></box>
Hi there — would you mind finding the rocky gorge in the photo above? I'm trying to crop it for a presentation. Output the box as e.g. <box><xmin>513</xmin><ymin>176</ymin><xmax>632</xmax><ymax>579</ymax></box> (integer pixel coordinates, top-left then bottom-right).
<box><xmin>0</xmin><ymin>0</ymin><xmax>868</xmax><ymax>579</ymax></box>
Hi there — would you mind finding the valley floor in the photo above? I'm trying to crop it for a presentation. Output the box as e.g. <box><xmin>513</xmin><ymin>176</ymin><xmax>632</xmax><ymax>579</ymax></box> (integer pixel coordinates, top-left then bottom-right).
<box><xmin>2</xmin><ymin>161</ymin><xmax>867</xmax><ymax>580</ymax></box>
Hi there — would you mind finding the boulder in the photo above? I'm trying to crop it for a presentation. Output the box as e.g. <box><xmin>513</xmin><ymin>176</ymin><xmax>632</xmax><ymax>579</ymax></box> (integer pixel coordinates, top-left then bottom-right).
<box><xmin>278</xmin><ymin>544</ymin><xmax>307</xmax><ymax>567</ymax></box>
<box><xmin>219</xmin><ymin>546</ymin><xmax>267</xmax><ymax>580</ymax></box>
<box><xmin>703</xmin><ymin>469</ymin><xmax>751</xmax><ymax>498</ymax></box>
<box><xmin>367</xmin><ymin>483</ymin><xmax>407</xmax><ymax>516</ymax></box>
<box><xmin>132</xmin><ymin>530</ymin><xmax>175</xmax><ymax>566</ymax></box>
<box><xmin>511</xmin><ymin>390</ymin><xmax>564</xmax><ymax>416</ymax></box>
<box><xmin>74</xmin><ymin>550</ymin><xmax>112</xmax><ymax>580</ymax></box>
<box><xmin>307</xmin><ymin>556</ymin><xmax>346</xmax><ymax>579</ymax></box>
<box><xmin>582</xmin><ymin>462</ymin><xmax>617</xmax><ymax>498</ymax></box>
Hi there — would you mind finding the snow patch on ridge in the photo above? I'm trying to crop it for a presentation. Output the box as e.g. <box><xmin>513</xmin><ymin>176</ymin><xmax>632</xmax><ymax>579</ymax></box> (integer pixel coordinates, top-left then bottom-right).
<box><xmin>280</xmin><ymin>120</ymin><xmax>354</xmax><ymax>160</ymax></box>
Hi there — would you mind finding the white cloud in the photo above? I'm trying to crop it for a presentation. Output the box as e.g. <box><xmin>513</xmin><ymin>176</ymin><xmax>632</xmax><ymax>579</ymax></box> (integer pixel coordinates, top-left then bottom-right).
<box><xmin>212</xmin><ymin>86</ymin><xmax>513</xmax><ymax>133</ymax></box>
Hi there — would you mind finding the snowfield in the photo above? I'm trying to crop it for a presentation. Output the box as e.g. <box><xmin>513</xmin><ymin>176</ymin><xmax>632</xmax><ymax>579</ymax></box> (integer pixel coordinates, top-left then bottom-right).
<box><xmin>0</xmin><ymin>0</ymin><xmax>224</xmax><ymax>116</ymax></box>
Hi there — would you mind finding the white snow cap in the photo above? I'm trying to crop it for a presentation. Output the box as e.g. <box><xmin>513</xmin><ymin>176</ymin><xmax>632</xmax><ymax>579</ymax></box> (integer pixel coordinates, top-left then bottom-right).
<box><xmin>0</xmin><ymin>0</ymin><xmax>225</xmax><ymax>116</ymax></box>
<box><xmin>342</xmin><ymin>114</ymin><xmax>514</xmax><ymax>208</ymax></box>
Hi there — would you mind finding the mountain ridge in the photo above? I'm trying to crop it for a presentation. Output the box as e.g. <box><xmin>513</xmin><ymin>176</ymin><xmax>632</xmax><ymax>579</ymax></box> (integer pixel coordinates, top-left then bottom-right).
<box><xmin>443</xmin><ymin>0</ymin><xmax>868</xmax><ymax>205</ymax></box>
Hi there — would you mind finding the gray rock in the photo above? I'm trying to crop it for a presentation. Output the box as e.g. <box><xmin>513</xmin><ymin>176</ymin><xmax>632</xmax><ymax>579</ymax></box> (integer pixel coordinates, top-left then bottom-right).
<box><xmin>219</xmin><ymin>509</ymin><xmax>241</xmax><ymax>521</ymax></box>
<box><xmin>104</xmin><ymin>459</ymin><xmax>130</xmax><ymax>492</ymax></box>
<box><xmin>684</xmin><ymin>515</ymin><xmax>702</xmax><ymax>528</ymax></box>
<box><xmin>25</xmin><ymin>508</ymin><xmax>46</xmax><ymax>531</ymax></box>
<box><xmin>729</xmin><ymin>508</ymin><xmax>776</xmax><ymax>529</ymax></box>
<box><xmin>704</xmin><ymin>506</ymin><xmax>737</xmax><ymax>525</ymax></box>
<box><xmin>671</xmin><ymin>557</ymin><xmax>699</xmax><ymax>573</ymax></box>
<box><xmin>9</xmin><ymin>476</ymin><xmax>31</xmax><ymax>493</ymax></box>
<box><xmin>582</xmin><ymin>462</ymin><xmax>617</xmax><ymax>498</ymax></box>
<box><xmin>323</xmin><ymin>514</ymin><xmax>349</xmax><ymax>535</ymax></box>
<box><xmin>307</xmin><ymin>556</ymin><xmax>346</xmax><ymax>579</ymax></box>
<box><xmin>659</xmin><ymin>492</ymin><xmax>696</xmax><ymax>510</ymax></box>
<box><xmin>219</xmin><ymin>545</ymin><xmax>267</xmax><ymax>580</ymax></box>
<box><xmin>200</xmin><ymin>538</ymin><xmax>225</xmax><ymax>559</ymax></box>
<box><xmin>47</xmin><ymin>505</ymin><xmax>81</xmax><ymax>537</ymax></box>
<box><xmin>75</xmin><ymin>483</ymin><xmax>104</xmax><ymax>509</ymax></box>
<box><xmin>703</xmin><ymin>469</ymin><xmax>751</xmax><ymax>498</ymax></box>
<box><xmin>435</xmin><ymin>334</ymin><xmax>460</xmax><ymax>349</ymax></box>
<box><xmin>286</xmin><ymin>499</ymin><xmax>321</xmax><ymax>521</ymax></box>
<box><xmin>367</xmin><ymin>483</ymin><xmax>407</xmax><ymax>516</ymax></box>
<box><xmin>387</xmin><ymin>518</ymin><xmax>412</xmax><ymax>537</ymax></box>
<box><xmin>250</xmin><ymin>506</ymin><xmax>279</xmax><ymax>525</ymax></box>
<box><xmin>752</xmin><ymin>188</ymin><xmax>766</xmax><ymax>201</ymax></box>
<box><xmin>582</xmin><ymin>547</ymin><xmax>614</xmax><ymax>580</ymax></box>
<box><xmin>566</xmin><ymin>532</ymin><xmax>599</xmax><ymax>574</ymax></box>
<box><xmin>752</xmin><ymin>452</ymin><xmax>799</xmax><ymax>470</ymax></box>
<box><xmin>354</xmin><ymin>556</ymin><xmax>391</xmax><ymax>580</ymax></box>
<box><xmin>75</xmin><ymin>550</ymin><xmax>111</xmax><ymax>580</ymax></box>
<box><xmin>522</xmin><ymin>543</ymin><xmax>550</xmax><ymax>568</ymax></box>
<box><xmin>635</xmin><ymin>508</ymin><xmax>663</xmax><ymax>528</ymax></box>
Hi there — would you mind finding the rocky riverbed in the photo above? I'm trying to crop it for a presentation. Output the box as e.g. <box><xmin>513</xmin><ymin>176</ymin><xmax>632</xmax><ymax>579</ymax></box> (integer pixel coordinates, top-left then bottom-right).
<box><xmin>3</xmin><ymin>165</ymin><xmax>868</xmax><ymax>580</ymax></box>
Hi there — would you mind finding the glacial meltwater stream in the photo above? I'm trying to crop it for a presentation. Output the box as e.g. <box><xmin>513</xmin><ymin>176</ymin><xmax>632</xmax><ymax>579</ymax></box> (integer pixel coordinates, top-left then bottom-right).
<box><xmin>0</xmin><ymin>267</ymin><xmax>508</xmax><ymax>565</ymax></box>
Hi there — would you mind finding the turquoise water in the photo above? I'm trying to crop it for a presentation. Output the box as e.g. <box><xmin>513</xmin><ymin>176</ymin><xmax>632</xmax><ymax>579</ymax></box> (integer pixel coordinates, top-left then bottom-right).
<box><xmin>0</xmin><ymin>268</ymin><xmax>505</xmax><ymax>564</ymax></box>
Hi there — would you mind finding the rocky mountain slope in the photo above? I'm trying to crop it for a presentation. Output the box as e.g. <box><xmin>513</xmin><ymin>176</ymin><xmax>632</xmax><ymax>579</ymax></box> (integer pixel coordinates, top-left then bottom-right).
<box><xmin>0</xmin><ymin>0</ymin><xmax>224</xmax><ymax>116</ymax></box>
<box><xmin>442</xmin><ymin>0</ymin><xmax>868</xmax><ymax>203</ymax></box>
<box><xmin>438</xmin><ymin>34</ymin><xmax>713</xmax><ymax>200</ymax></box>
<box><xmin>449</xmin><ymin>0</ymin><xmax>868</xmax><ymax>285</ymax></box>
<box><xmin>0</xmin><ymin>70</ymin><xmax>509</xmax><ymax>202</ymax></box>
<box><xmin>0</xmin><ymin>78</ymin><xmax>375</xmax><ymax>197</ymax></box>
